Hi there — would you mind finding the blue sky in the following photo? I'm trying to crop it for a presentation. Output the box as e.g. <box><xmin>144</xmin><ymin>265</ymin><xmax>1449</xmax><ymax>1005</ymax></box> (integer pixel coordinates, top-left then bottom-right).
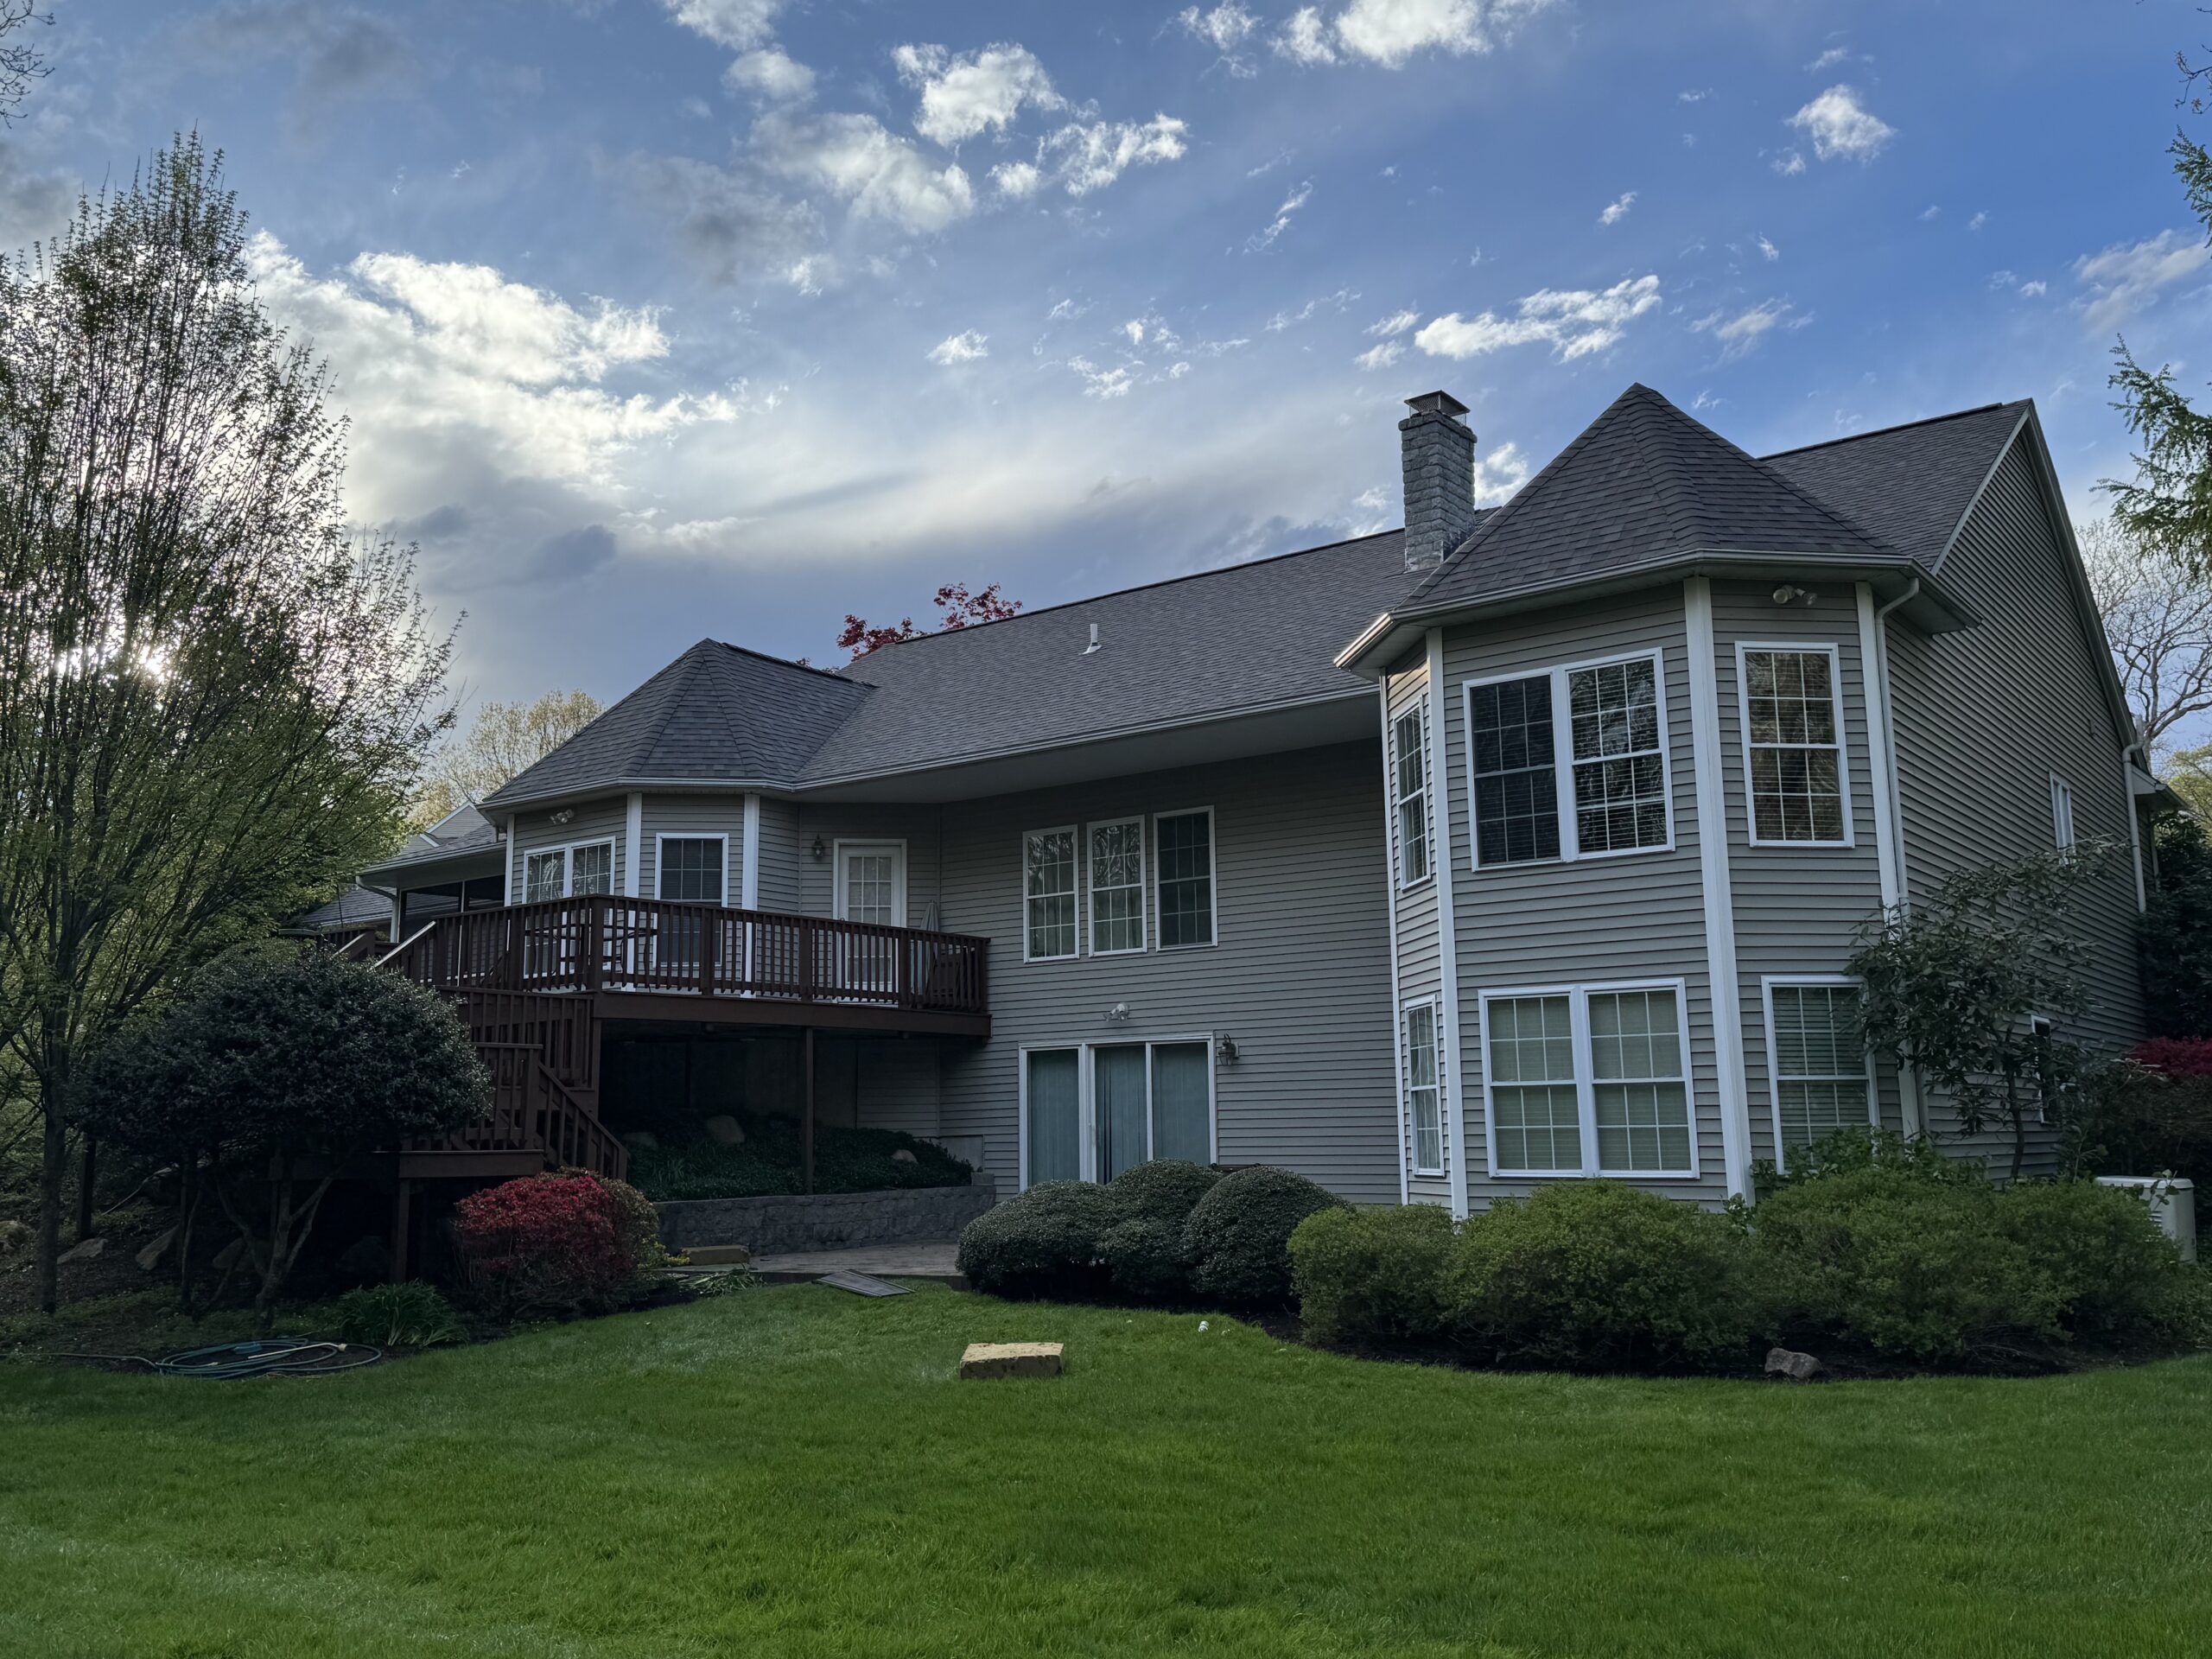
<box><xmin>11</xmin><ymin>1</ymin><xmax>2209</xmax><ymax>709</ymax></box>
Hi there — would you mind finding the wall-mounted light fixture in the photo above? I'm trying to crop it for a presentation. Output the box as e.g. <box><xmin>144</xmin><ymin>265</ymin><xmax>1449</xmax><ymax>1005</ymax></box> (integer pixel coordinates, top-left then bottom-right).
<box><xmin>1770</xmin><ymin>584</ymin><xmax>1819</xmax><ymax>607</ymax></box>
<box><xmin>810</xmin><ymin>835</ymin><xmax>827</xmax><ymax>861</ymax></box>
<box><xmin>1105</xmin><ymin>1001</ymin><xmax>1132</xmax><ymax>1022</ymax></box>
<box><xmin>1214</xmin><ymin>1034</ymin><xmax>1239</xmax><ymax>1064</ymax></box>
<box><xmin>549</xmin><ymin>808</ymin><xmax>575</xmax><ymax>826</ymax></box>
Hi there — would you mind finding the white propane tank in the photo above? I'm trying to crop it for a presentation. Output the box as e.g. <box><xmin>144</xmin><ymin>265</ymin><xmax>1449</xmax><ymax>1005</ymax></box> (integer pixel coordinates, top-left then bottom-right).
<box><xmin>2095</xmin><ymin>1177</ymin><xmax>2198</xmax><ymax>1263</ymax></box>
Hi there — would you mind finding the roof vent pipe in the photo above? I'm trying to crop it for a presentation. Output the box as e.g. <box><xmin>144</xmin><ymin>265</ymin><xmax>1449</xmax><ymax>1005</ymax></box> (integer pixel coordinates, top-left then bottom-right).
<box><xmin>1084</xmin><ymin>623</ymin><xmax>1102</xmax><ymax>654</ymax></box>
<box><xmin>1399</xmin><ymin>390</ymin><xmax>1476</xmax><ymax>572</ymax></box>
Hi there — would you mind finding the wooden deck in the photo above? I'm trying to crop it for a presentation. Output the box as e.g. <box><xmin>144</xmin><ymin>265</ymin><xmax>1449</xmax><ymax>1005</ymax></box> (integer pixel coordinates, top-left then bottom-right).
<box><xmin>384</xmin><ymin>895</ymin><xmax>991</xmax><ymax>1038</ymax></box>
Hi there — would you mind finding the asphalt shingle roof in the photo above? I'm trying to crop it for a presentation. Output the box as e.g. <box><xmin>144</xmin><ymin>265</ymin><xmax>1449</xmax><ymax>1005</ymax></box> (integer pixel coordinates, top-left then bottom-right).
<box><xmin>1405</xmin><ymin>384</ymin><xmax>1893</xmax><ymax>613</ymax></box>
<box><xmin>484</xmin><ymin>641</ymin><xmax>871</xmax><ymax>805</ymax></box>
<box><xmin>1761</xmin><ymin>401</ymin><xmax>2027</xmax><ymax>570</ymax></box>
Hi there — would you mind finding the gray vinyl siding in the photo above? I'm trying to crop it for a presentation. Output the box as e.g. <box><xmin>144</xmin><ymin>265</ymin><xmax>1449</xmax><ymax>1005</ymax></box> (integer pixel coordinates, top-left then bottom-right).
<box><xmin>790</xmin><ymin>804</ymin><xmax>946</xmax><ymax>927</ymax></box>
<box><xmin>507</xmin><ymin>798</ymin><xmax>630</xmax><ymax>898</ymax></box>
<box><xmin>1707</xmin><ymin>582</ymin><xmax>1904</xmax><ymax>1168</ymax></box>
<box><xmin>1383</xmin><ymin>664</ymin><xmax>1449</xmax><ymax>1207</ymax></box>
<box><xmin>1440</xmin><ymin>590</ymin><xmax>1733</xmax><ymax>1208</ymax></box>
<box><xmin>933</xmin><ymin>741</ymin><xmax>1398</xmax><ymax>1204</ymax></box>
<box><xmin>638</xmin><ymin>795</ymin><xmax>745</xmax><ymax>903</ymax></box>
<box><xmin>848</xmin><ymin>1037</ymin><xmax>944</xmax><ymax>1139</ymax></box>
<box><xmin>1886</xmin><ymin>435</ymin><xmax>2145</xmax><ymax>1173</ymax></box>
<box><xmin>755</xmin><ymin>797</ymin><xmax>804</xmax><ymax>912</ymax></box>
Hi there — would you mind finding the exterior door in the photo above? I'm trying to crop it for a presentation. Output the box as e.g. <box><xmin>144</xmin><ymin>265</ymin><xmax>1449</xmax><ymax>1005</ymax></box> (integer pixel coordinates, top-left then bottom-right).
<box><xmin>835</xmin><ymin>842</ymin><xmax>906</xmax><ymax>995</ymax></box>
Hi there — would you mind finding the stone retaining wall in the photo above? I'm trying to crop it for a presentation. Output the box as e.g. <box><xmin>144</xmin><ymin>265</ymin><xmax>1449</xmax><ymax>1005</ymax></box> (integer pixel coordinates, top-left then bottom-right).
<box><xmin>656</xmin><ymin>1179</ymin><xmax>999</xmax><ymax>1255</ymax></box>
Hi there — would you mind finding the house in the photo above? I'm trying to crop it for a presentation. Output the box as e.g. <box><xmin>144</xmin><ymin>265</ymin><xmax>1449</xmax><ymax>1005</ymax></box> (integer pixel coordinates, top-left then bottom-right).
<box><xmin>360</xmin><ymin>383</ymin><xmax>2154</xmax><ymax>1215</ymax></box>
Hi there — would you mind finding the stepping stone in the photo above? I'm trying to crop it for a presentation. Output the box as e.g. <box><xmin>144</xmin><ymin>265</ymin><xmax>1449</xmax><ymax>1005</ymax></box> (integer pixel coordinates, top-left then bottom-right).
<box><xmin>959</xmin><ymin>1342</ymin><xmax>1064</xmax><ymax>1380</ymax></box>
<box><xmin>817</xmin><ymin>1269</ymin><xmax>909</xmax><ymax>1297</ymax></box>
<box><xmin>683</xmin><ymin>1243</ymin><xmax>751</xmax><ymax>1267</ymax></box>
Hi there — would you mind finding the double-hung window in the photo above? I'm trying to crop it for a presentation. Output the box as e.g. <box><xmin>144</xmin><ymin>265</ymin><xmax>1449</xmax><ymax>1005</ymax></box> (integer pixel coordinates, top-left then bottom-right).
<box><xmin>523</xmin><ymin>839</ymin><xmax>615</xmax><ymax>902</ymax></box>
<box><xmin>1155</xmin><ymin>808</ymin><xmax>1216</xmax><ymax>949</ymax></box>
<box><xmin>1400</xmin><ymin>1000</ymin><xmax>1446</xmax><ymax>1176</ymax></box>
<box><xmin>1023</xmin><ymin>828</ymin><xmax>1078</xmax><ymax>961</ymax></box>
<box><xmin>1392</xmin><ymin>708</ymin><xmax>1431</xmax><ymax>887</ymax></box>
<box><xmin>1738</xmin><ymin>645</ymin><xmax>1850</xmax><ymax>845</ymax></box>
<box><xmin>1480</xmin><ymin>981</ymin><xmax>1696</xmax><ymax>1178</ymax></box>
<box><xmin>1764</xmin><ymin>979</ymin><xmax>1876</xmax><ymax>1166</ymax></box>
<box><xmin>1467</xmin><ymin>651</ymin><xmax>1671</xmax><ymax>868</ymax></box>
<box><xmin>1088</xmin><ymin>818</ymin><xmax>1146</xmax><ymax>955</ymax></box>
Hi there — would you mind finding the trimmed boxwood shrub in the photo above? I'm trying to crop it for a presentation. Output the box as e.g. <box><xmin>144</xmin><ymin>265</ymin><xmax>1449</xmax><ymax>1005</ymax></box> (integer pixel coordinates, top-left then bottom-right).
<box><xmin>1099</xmin><ymin>1217</ymin><xmax>1192</xmax><ymax>1302</ymax></box>
<box><xmin>1106</xmin><ymin>1159</ymin><xmax>1222</xmax><ymax>1223</ymax></box>
<box><xmin>955</xmin><ymin>1180</ymin><xmax>1119</xmax><ymax>1299</ymax></box>
<box><xmin>1994</xmin><ymin>1178</ymin><xmax>2207</xmax><ymax>1349</ymax></box>
<box><xmin>1183</xmin><ymin>1166</ymin><xmax>1347</xmax><ymax>1308</ymax></box>
<box><xmin>1289</xmin><ymin>1204</ymin><xmax>1454</xmax><ymax>1347</ymax></box>
<box><xmin>1446</xmin><ymin>1182</ymin><xmax>1754</xmax><ymax>1373</ymax></box>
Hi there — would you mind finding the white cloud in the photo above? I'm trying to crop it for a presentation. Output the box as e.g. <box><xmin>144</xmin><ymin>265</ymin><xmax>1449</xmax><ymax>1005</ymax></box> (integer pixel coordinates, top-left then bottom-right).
<box><xmin>1247</xmin><ymin>180</ymin><xmax>1312</xmax><ymax>251</ymax></box>
<box><xmin>893</xmin><ymin>42</ymin><xmax>1063</xmax><ymax>149</ymax></box>
<box><xmin>1414</xmin><ymin>274</ymin><xmax>1662</xmax><ymax>360</ymax></box>
<box><xmin>1756</xmin><ymin>233</ymin><xmax>1779</xmax><ymax>261</ymax></box>
<box><xmin>1788</xmin><ymin>85</ymin><xmax>1895</xmax><ymax>162</ymax></box>
<box><xmin>1805</xmin><ymin>45</ymin><xmax>1851</xmax><ymax>72</ymax></box>
<box><xmin>1598</xmin><ymin>190</ymin><xmax>1636</xmax><ymax>226</ymax></box>
<box><xmin>1367</xmin><ymin>308</ymin><xmax>1421</xmax><ymax>337</ymax></box>
<box><xmin>1272</xmin><ymin>0</ymin><xmax>1549</xmax><ymax>67</ymax></box>
<box><xmin>1471</xmin><ymin>440</ymin><xmax>1529</xmax><ymax>504</ymax></box>
<box><xmin>1265</xmin><ymin>287</ymin><xmax>1359</xmax><ymax>331</ymax></box>
<box><xmin>1276</xmin><ymin>7</ymin><xmax>1337</xmax><ymax>63</ymax></box>
<box><xmin>926</xmin><ymin>329</ymin><xmax>989</xmax><ymax>365</ymax></box>
<box><xmin>661</xmin><ymin>0</ymin><xmax>782</xmax><ymax>52</ymax></box>
<box><xmin>1067</xmin><ymin>355</ymin><xmax>1138</xmax><ymax>398</ymax></box>
<box><xmin>1969</xmin><ymin>210</ymin><xmax>1988</xmax><ymax>232</ymax></box>
<box><xmin>1677</xmin><ymin>87</ymin><xmax>1710</xmax><ymax>103</ymax></box>
<box><xmin>724</xmin><ymin>47</ymin><xmax>813</xmax><ymax>102</ymax></box>
<box><xmin>1691</xmin><ymin>298</ymin><xmax>1803</xmax><ymax>359</ymax></box>
<box><xmin>2074</xmin><ymin>229</ymin><xmax>2212</xmax><ymax>332</ymax></box>
<box><xmin>1038</xmin><ymin>114</ymin><xmax>1189</xmax><ymax>195</ymax></box>
<box><xmin>991</xmin><ymin>160</ymin><xmax>1042</xmax><ymax>199</ymax></box>
<box><xmin>1354</xmin><ymin>340</ymin><xmax>1404</xmax><ymax>371</ymax></box>
<box><xmin>1918</xmin><ymin>204</ymin><xmax>1942</xmax><ymax>222</ymax></box>
<box><xmin>1772</xmin><ymin>149</ymin><xmax>1806</xmax><ymax>177</ymax></box>
<box><xmin>755</xmin><ymin>111</ymin><xmax>976</xmax><ymax>233</ymax></box>
<box><xmin>2019</xmin><ymin>279</ymin><xmax>2048</xmax><ymax>298</ymax></box>
<box><xmin>1179</xmin><ymin>3</ymin><xmax>1261</xmax><ymax>72</ymax></box>
<box><xmin>245</xmin><ymin>232</ymin><xmax>733</xmax><ymax>503</ymax></box>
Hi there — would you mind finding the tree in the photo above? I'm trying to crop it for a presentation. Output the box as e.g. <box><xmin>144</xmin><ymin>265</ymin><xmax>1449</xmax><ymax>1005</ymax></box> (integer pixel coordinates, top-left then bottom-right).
<box><xmin>0</xmin><ymin>3</ymin><xmax>48</xmax><ymax>126</ymax></box>
<box><xmin>0</xmin><ymin>138</ymin><xmax>453</xmax><ymax>1313</ymax></box>
<box><xmin>2082</xmin><ymin>515</ymin><xmax>2212</xmax><ymax>761</ymax></box>
<box><xmin>2142</xmin><ymin>813</ymin><xmax>2212</xmax><ymax>1039</ymax></box>
<box><xmin>413</xmin><ymin>689</ymin><xmax>602</xmax><ymax>828</ymax></box>
<box><xmin>72</xmin><ymin>948</ymin><xmax>488</xmax><ymax>1321</ymax></box>
<box><xmin>837</xmin><ymin>581</ymin><xmax>1020</xmax><ymax>661</ymax></box>
<box><xmin>1850</xmin><ymin>846</ymin><xmax>2113</xmax><ymax>1181</ymax></box>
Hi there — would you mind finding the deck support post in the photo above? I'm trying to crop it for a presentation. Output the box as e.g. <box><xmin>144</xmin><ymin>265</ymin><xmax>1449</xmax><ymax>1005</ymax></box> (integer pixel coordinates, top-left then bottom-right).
<box><xmin>391</xmin><ymin>1179</ymin><xmax>413</xmax><ymax>1282</ymax></box>
<box><xmin>803</xmin><ymin>1027</ymin><xmax>816</xmax><ymax>1195</ymax></box>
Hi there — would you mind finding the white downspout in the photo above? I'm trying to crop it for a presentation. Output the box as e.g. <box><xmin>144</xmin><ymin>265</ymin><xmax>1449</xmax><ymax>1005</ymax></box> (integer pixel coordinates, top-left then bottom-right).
<box><xmin>1377</xmin><ymin>680</ymin><xmax>1411</xmax><ymax>1206</ymax></box>
<box><xmin>1866</xmin><ymin>577</ymin><xmax>1923</xmax><ymax>1136</ymax></box>
<box><xmin>1683</xmin><ymin>578</ymin><xmax>1754</xmax><ymax>1199</ymax></box>
<box><xmin>1424</xmin><ymin>629</ymin><xmax>1471</xmax><ymax>1219</ymax></box>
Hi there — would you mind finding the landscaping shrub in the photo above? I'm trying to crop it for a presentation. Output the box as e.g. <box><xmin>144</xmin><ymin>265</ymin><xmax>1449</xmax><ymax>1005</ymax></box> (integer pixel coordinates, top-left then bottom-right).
<box><xmin>581</xmin><ymin>1169</ymin><xmax>673</xmax><ymax>1276</ymax></box>
<box><xmin>1751</xmin><ymin>1167</ymin><xmax>2056</xmax><ymax>1363</ymax></box>
<box><xmin>1183</xmin><ymin>1166</ymin><xmax>1346</xmax><ymax>1308</ymax></box>
<box><xmin>1993</xmin><ymin>1179</ymin><xmax>2208</xmax><ymax>1349</ymax></box>
<box><xmin>1098</xmin><ymin>1217</ymin><xmax>1192</xmax><ymax>1301</ymax></box>
<box><xmin>626</xmin><ymin>1117</ymin><xmax>970</xmax><ymax>1201</ymax></box>
<box><xmin>333</xmin><ymin>1281</ymin><xmax>464</xmax><ymax>1348</ymax></box>
<box><xmin>1105</xmin><ymin>1159</ymin><xmax>1222</xmax><ymax>1223</ymax></box>
<box><xmin>2077</xmin><ymin>1043</ymin><xmax>2212</xmax><ymax>1192</ymax></box>
<box><xmin>454</xmin><ymin>1173</ymin><xmax>634</xmax><ymax>1317</ymax></box>
<box><xmin>1288</xmin><ymin>1204</ymin><xmax>1454</xmax><ymax>1348</ymax></box>
<box><xmin>955</xmin><ymin>1180</ymin><xmax>1120</xmax><ymax>1299</ymax></box>
<box><xmin>1446</xmin><ymin>1183</ymin><xmax>1754</xmax><ymax>1372</ymax></box>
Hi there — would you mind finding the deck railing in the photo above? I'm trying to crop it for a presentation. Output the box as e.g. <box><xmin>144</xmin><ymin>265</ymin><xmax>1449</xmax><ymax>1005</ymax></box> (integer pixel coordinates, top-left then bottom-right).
<box><xmin>385</xmin><ymin>895</ymin><xmax>990</xmax><ymax>1018</ymax></box>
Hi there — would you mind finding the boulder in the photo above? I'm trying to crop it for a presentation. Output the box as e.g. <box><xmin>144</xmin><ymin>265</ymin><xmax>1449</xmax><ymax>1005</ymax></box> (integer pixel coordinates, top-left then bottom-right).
<box><xmin>0</xmin><ymin>1217</ymin><xmax>29</xmax><ymax>1255</ymax></box>
<box><xmin>890</xmin><ymin>1148</ymin><xmax>918</xmax><ymax>1165</ymax></box>
<box><xmin>57</xmin><ymin>1236</ymin><xmax>105</xmax><ymax>1265</ymax></box>
<box><xmin>701</xmin><ymin>1116</ymin><xmax>745</xmax><ymax>1147</ymax></box>
<box><xmin>1764</xmin><ymin>1347</ymin><xmax>1824</xmax><ymax>1382</ymax></box>
<box><xmin>135</xmin><ymin>1228</ymin><xmax>177</xmax><ymax>1274</ymax></box>
<box><xmin>959</xmin><ymin>1341</ymin><xmax>1065</xmax><ymax>1380</ymax></box>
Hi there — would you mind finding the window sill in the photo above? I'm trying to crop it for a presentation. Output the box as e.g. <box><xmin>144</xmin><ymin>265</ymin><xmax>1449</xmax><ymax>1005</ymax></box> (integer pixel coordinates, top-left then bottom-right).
<box><xmin>1471</xmin><ymin>839</ymin><xmax>1675</xmax><ymax>874</ymax></box>
<box><xmin>1744</xmin><ymin>836</ymin><xmax>1855</xmax><ymax>851</ymax></box>
<box><xmin>1490</xmin><ymin>1167</ymin><xmax>1705</xmax><ymax>1183</ymax></box>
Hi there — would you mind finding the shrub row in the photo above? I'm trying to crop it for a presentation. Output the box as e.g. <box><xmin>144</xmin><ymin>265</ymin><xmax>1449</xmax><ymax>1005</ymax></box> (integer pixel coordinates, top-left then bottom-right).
<box><xmin>957</xmin><ymin>1161</ymin><xmax>1344</xmax><ymax>1307</ymax></box>
<box><xmin>1287</xmin><ymin>1141</ymin><xmax>2209</xmax><ymax>1373</ymax></box>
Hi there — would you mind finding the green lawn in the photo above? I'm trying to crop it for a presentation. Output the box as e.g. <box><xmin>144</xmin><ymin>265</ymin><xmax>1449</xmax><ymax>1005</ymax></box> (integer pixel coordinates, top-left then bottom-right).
<box><xmin>0</xmin><ymin>1286</ymin><xmax>2206</xmax><ymax>1658</ymax></box>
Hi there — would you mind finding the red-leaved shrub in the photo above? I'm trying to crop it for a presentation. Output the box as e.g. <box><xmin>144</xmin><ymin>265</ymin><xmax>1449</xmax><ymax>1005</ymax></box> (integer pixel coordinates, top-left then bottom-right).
<box><xmin>454</xmin><ymin>1173</ymin><xmax>632</xmax><ymax>1315</ymax></box>
<box><xmin>2130</xmin><ymin>1039</ymin><xmax>2212</xmax><ymax>1078</ymax></box>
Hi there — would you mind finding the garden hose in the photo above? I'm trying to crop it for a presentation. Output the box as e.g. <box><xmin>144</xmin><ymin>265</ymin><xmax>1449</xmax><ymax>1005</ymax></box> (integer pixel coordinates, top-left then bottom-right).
<box><xmin>59</xmin><ymin>1338</ymin><xmax>384</xmax><ymax>1378</ymax></box>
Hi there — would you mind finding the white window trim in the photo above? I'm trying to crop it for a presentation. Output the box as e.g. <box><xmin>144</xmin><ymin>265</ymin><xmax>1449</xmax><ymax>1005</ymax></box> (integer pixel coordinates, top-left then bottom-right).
<box><xmin>2029</xmin><ymin>1013</ymin><xmax>2056</xmax><ymax>1125</ymax></box>
<box><xmin>1760</xmin><ymin>975</ymin><xmax>1879</xmax><ymax>1174</ymax></box>
<box><xmin>1084</xmin><ymin>817</ymin><xmax>1148</xmax><ymax>957</ymax></box>
<box><xmin>1478</xmin><ymin>977</ymin><xmax>1700</xmax><ymax>1181</ymax></box>
<box><xmin>831</xmin><ymin>837</ymin><xmax>907</xmax><ymax>928</ymax></box>
<box><xmin>1152</xmin><ymin>805</ymin><xmax>1219</xmax><ymax>951</ymax></box>
<box><xmin>522</xmin><ymin>836</ymin><xmax>618</xmax><ymax>902</ymax></box>
<box><xmin>1401</xmin><ymin>996</ymin><xmax>1446</xmax><ymax>1178</ymax></box>
<box><xmin>1020</xmin><ymin>824</ymin><xmax>1080</xmax><ymax>963</ymax></box>
<box><xmin>1462</xmin><ymin>647</ymin><xmax>1675</xmax><ymax>871</ymax></box>
<box><xmin>1391</xmin><ymin>704</ymin><xmax>1433</xmax><ymax>891</ymax></box>
<box><xmin>1735</xmin><ymin>640</ymin><xmax>1855</xmax><ymax>849</ymax></box>
<box><xmin>652</xmin><ymin>830</ymin><xmax>730</xmax><ymax>906</ymax></box>
<box><xmin>2049</xmin><ymin>773</ymin><xmax>2076</xmax><ymax>852</ymax></box>
<box><xmin>1017</xmin><ymin>1035</ymin><xmax>1219</xmax><ymax>1190</ymax></box>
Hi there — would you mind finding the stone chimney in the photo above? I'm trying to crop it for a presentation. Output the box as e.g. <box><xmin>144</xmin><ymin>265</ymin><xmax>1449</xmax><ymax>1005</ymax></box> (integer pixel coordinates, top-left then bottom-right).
<box><xmin>1399</xmin><ymin>391</ymin><xmax>1475</xmax><ymax>572</ymax></box>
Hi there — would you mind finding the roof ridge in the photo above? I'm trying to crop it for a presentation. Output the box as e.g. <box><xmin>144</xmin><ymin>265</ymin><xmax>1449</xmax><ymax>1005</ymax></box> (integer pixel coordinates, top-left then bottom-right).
<box><xmin>717</xmin><ymin>639</ymin><xmax>876</xmax><ymax>688</ymax></box>
<box><xmin>837</xmin><ymin>528</ymin><xmax>1408</xmax><ymax>668</ymax></box>
<box><xmin>1760</xmin><ymin>400</ymin><xmax>2024</xmax><ymax>461</ymax></box>
<box><xmin>625</xmin><ymin>641</ymin><xmax>716</xmax><ymax>778</ymax></box>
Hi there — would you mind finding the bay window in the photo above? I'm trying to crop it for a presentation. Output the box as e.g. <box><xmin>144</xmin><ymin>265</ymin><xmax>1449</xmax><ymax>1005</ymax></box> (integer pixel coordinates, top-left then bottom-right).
<box><xmin>1467</xmin><ymin>651</ymin><xmax>1671</xmax><ymax>868</ymax></box>
<box><xmin>1738</xmin><ymin>645</ymin><xmax>1850</xmax><ymax>845</ymax></box>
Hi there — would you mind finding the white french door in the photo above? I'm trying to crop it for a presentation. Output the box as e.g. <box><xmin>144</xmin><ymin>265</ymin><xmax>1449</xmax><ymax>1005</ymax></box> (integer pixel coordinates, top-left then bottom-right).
<box><xmin>834</xmin><ymin>842</ymin><xmax>906</xmax><ymax>994</ymax></box>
